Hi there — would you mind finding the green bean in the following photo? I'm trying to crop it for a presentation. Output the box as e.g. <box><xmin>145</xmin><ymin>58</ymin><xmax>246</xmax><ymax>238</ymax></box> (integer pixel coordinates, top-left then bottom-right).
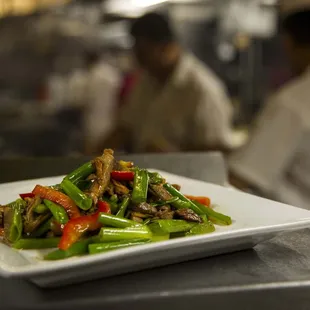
<box><xmin>34</xmin><ymin>204</ymin><xmax>49</xmax><ymax>214</ymax></box>
<box><xmin>186</xmin><ymin>221</ymin><xmax>215</xmax><ymax>236</ymax></box>
<box><xmin>13</xmin><ymin>238</ymin><xmax>60</xmax><ymax>249</ymax></box>
<box><xmin>89</xmin><ymin>239</ymin><xmax>151</xmax><ymax>254</ymax></box>
<box><xmin>44</xmin><ymin>200</ymin><xmax>69</xmax><ymax>225</ymax></box>
<box><xmin>44</xmin><ymin>237</ymin><xmax>99</xmax><ymax>260</ymax></box>
<box><xmin>148</xmin><ymin>172</ymin><xmax>163</xmax><ymax>184</ymax></box>
<box><xmin>151</xmin><ymin>197</ymin><xmax>179</xmax><ymax>207</ymax></box>
<box><xmin>151</xmin><ymin>234</ymin><xmax>170</xmax><ymax>242</ymax></box>
<box><xmin>132</xmin><ymin>169</ymin><xmax>148</xmax><ymax>204</ymax></box>
<box><xmin>75</xmin><ymin>179</ymin><xmax>94</xmax><ymax>191</ymax></box>
<box><xmin>98</xmin><ymin>213</ymin><xmax>141</xmax><ymax>228</ymax></box>
<box><xmin>116</xmin><ymin>197</ymin><xmax>130</xmax><ymax>218</ymax></box>
<box><xmin>99</xmin><ymin>227</ymin><xmax>152</xmax><ymax>242</ymax></box>
<box><xmin>65</xmin><ymin>161</ymin><xmax>95</xmax><ymax>185</ymax></box>
<box><xmin>193</xmin><ymin>201</ymin><xmax>232</xmax><ymax>225</ymax></box>
<box><xmin>110</xmin><ymin>194</ymin><xmax>118</xmax><ymax>203</ymax></box>
<box><xmin>61</xmin><ymin>179</ymin><xmax>93</xmax><ymax>211</ymax></box>
<box><xmin>30</xmin><ymin>217</ymin><xmax>53</xmax><ymax>238</ymax></box>
<box><xmin>5</xmin><ymin>199</ymin><xmax>26</xmax><ymax>243</ymax></box>
<box><xmin>149</xmin><ymin>220</ymin><xmax>195</xmax><ymax>234</ymax></box>
<box><xmin>164</xmin><ymin>183</ymin><xmax>204</xmax><ymax>215</ymax></box>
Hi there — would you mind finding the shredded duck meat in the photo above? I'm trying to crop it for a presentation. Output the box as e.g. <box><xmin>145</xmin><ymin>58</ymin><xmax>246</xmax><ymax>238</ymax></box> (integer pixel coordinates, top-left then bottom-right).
<box><xmin>89</xmin><ymin>149</ymin><xmax>115</xmax><ymax>204</ymax></box>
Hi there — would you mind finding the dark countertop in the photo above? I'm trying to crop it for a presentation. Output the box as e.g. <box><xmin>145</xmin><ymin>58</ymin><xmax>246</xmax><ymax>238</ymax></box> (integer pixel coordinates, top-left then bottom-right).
<box><xmin>1</xmin><ymin>152</ymin><xmax>310</xmax><ymax>310</ymax></box>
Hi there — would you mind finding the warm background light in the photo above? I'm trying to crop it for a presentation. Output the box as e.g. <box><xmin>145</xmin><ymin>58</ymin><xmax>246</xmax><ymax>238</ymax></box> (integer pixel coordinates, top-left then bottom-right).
<box><xmin>0</xmin><ymin>0</ymin><xmax>71</xmax><ymax>17</ymax></box>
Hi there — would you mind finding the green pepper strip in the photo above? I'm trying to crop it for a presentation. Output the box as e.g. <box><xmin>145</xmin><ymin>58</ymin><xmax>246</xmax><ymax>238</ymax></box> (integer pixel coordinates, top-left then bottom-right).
<box><xmin>192</xmin><ymin>201</ymin><xmax>232</xmax><ymax>225</ymax></box>
<box><xmin>30</xmin><ymin>217</ymin><xmax>53</xmax><ymax>238</ymax></box>
<box><xmin>44</xmin><ymin>200</ymin><xmax>69</xmax><ymax>225</ymax></box>
<box><xmin>34</xmin><ymin>204</ymin><xmax>49</xmax><ymax>214</ymax></box>
<box><xmin>132</xmin><ymin>169</ymin><xmax>149</xmax><ymax>204</ymax></box>
<box><xmin>98</xmin><ymin>213</ymin><xmax>141</xmax><ymax>229</ymax></box>
<box><xmin>61</xmin><ymin>179</ymin><xmax>93</xmax><ymax>211</ymax></box>
<box><xmin>116</xmin><ymin>197</ymin><xmax>130</xmax><ymax>218</ymax></box>
<box><xmin>5</xmin><ymin>199</ymin><xmax>26</xmax><ymax>243</ymax></box>
<box><xmin>13</xmin><ymin>238</ymin><xmax>60</xmax><ymax>249</ymax></box>
<box><xmin>99</xmin><ymin>226</ymin><xmax>152</xmax><ymax>242</ymax></box>
<box><xmin>44</xmin><ymin>237</ymin><xmax>99</xmax><ymax>260</ymax></box>
<box><xmin>65</xmin><ymin>161</ymin><xmax>95</xmax><ymax>185</ymax></box>
<box><xmin>89</xmin><ymin>239</ymin><xmax>151</xmax><ymax>254</ymax></box>
<box><xmin>164</xmin><ymin>183</ymin><xmax>204</xmax><ymax>215</ymax></box>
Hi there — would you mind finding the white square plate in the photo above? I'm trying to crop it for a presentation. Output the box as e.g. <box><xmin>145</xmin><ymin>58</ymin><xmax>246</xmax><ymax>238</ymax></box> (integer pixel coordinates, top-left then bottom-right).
<box><xmin>0</xmin><ymin>170</ymin><xmax>310</xmax><ymax>288</ymax></box>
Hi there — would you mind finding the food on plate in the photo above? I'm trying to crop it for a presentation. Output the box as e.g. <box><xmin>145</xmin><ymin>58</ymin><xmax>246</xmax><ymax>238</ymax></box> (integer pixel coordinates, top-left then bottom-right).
<box><xmin>0</xmin><ymin>149</ymin><xmax>232</xmax><ymax>260</ymax></box>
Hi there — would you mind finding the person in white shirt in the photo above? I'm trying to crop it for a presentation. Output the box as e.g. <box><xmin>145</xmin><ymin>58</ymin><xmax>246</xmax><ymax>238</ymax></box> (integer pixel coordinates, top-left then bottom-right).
<box><xmin>229</xmin><ymin>0</ymin><xmax>310</xmax><ymax>210</ymax></box>
<box><xmin>84</xmin><ymin>52</ymin><xmax>121</xmax><ymax>154</ymax></box>
<box><xmin>101</xmin><ymin>12</ymin><xmax>233</xmax><ymax>153</ymax></box>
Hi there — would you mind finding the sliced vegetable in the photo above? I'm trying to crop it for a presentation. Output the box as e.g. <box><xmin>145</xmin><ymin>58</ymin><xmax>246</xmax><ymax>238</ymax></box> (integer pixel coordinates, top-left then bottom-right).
<box><xmin>111</xmin><ymin>171</ymin><xmax>135</xmax><ymax>181</ymax></box>
<box><xmin>61</xmin><ymin>179</ymin><xmax>93</xmax><ymax>211</ymax></box>
<box><xmin>44</xmin><ymin>237</ymin><xmax>99</xmax><ymax>260</ymax></box>
<box><xmin>192</xmin><ymin>201</ymin><xmax>232</xmax><ymax>225</ymax></box>
<box><xmin>13</xmin><ymin>238</ymin><xmax>60</xmax><ymax>249</ymax></box>
<box><xmin>58</xmin><ymin>201</ymin><xmax>111</xmax><ymax>250</ymax></box>
<box><xmin>116</xmin><ymin>197</ymin><xmax>130</xmax><ymax>218</ymax></box>
<box><xmin>149</xmin><ymin>220</ymin><xmax>195</xmax><ymax>234</ymax></box>
<box><xmin>32</xmin><ymin>185</ymin><xmax>81</xmax><ymax>219</ymax></box>
<box><xmin>44</xmin><ymin>200</ymin><xmax>69</xmax><ymax>225</ymax></box>
<box><xmin>19</xmin><ymin>193</ymin><xmax>35</xmax><ymax>199</ymax></box>
<box><xmin>99</xmin><ymin>226</ymin><xmax>152</xmax><ymax>242</ymax></box>
<box><xmin>65</xmin><ymin>161</ymin><xmax>95</xmax><ymax>185</ymax></box>
<box><xmin>98</xmin><ymin>213</ymin><xmax>141</xmax><ymax>229</ymax></box>
<box><xmin>89</xmin><ymin>239</ymin><xmax>151</xmax><ymax>254</ymax></box>
<box><xmin>185</xmin><ymin>195</ymin><xmax>211</xmax><ymax>207</ymax></box>
<box><xmin>164</xmin><ymin>183</ymin><xmax>204</xmax><ymax>215</ymax></box>
<box><xmin>132</xmin><ymin>169</ymin><xmax>148</xmax><ymax>204</ymax></box>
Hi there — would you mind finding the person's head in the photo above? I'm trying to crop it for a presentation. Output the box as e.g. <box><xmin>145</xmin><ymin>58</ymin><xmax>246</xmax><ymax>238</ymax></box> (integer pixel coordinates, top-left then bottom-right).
<box><xmin>130</xmin><ymin>12</ymin><xmax>180</xmax><ymax>78</ymax></box>
<box><xmin>281</xmin><ymin>3</ymin><xmax>310</xmax><ymax>75</ymax></box>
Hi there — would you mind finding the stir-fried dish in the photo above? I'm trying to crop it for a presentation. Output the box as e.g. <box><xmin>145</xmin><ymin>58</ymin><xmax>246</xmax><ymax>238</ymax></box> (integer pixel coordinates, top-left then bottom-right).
<box><xmin>0</xmin><ymin>149</ymin><xmax>232</xmax><ymax>260</ymax></box>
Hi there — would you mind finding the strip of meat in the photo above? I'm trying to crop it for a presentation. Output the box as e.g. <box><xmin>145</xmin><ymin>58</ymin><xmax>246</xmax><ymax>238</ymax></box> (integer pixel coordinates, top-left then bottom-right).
<box><xmin>89</xmin><ymin>149</ymin><xmax>115</xmax><ymax>204</ymax></box>
<box><xmin>24</xmin><ymin>196</ymin><xmax>51</xmax><ymax>234</ymax></box>
<box><xmin>112</xmin><ymin>180</ymin><xmax>130</xmax><ymax>195</ymax></box>
<box><xmin>174</xmin><ymin>209</ymin><xmax>203</xmax><ymax>223</ymax></box>
<box><xmin>155</xmin><ymin>205</ymin><xmax>175</xmax><ymax>220</ymax></box>
<box><xmin>131</xmin><ymin>202</ymin><xmax>157</xmax><ymax>216</ymax></box>
<box><xmin>149</xmin><ymin>184</ymin><xmax>173</xmax><ymax>201</ymax></box>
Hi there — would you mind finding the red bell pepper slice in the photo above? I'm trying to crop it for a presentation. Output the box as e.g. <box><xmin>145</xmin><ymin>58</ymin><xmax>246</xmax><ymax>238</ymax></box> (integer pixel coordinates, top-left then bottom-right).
<box><xmin>111</xmin><ymin>171</ymin><xmax>135</xmax><ymax>181</ymax></box>
<box><xmin>19</xmin><ymin>193</ymin><xmax>35</xmax><ymax>199</ymax></box>
<box><xmin>185</xmin><ymin>195</ymin><xmax>211</xmax><ymax>207</ymax></box>
<box><xmin>32</xmin><ymin>185</ymin><xmax>81</xmax><ymax>219</ymax></box>
<box><xmin>58</xmin><ymin>201</ymin><xmax>111</xmax><ymax>250</ymax></box>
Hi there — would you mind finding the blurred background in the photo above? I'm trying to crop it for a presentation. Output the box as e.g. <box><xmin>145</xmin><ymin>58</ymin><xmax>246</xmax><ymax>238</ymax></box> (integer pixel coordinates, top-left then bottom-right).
<box><xmin>0</xmin><ymin>0</ymin><xmax>287</xmax><ymax>157</ymax></box>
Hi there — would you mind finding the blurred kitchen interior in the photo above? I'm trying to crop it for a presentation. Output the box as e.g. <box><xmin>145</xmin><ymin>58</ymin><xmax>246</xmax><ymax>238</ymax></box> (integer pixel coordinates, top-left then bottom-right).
<box><xmin>0</xmin><ymin>0</ymin><xmax>286</xmax><ymax>157</ymax></box>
